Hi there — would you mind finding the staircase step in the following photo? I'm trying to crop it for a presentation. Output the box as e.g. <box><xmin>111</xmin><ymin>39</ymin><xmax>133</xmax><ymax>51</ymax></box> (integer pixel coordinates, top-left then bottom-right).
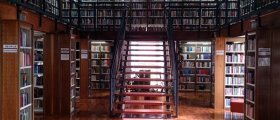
<box><xmin>122</xmin><ymin>66</ymin><xmax>170</xmax><ymax>68</ymax></box>
<box><xmin>124</xmin><ymin>49</ymin><xmax>165</xmax><ymax>51</ymax></box>
<box><xmin>117</xmin><ymin>85</ymin><xmax>172</xmax><ymax>89</ymax></box>
<box><xmin>122</xmin><ymin>72</ymin><xmax>169</xmax><ymax>74</ymax></box>
<box><xmin>115</xmin><ymin>109</ymin><xmax>172</xmax><ymax>114</ymax></box>
<box><xmin>115</xmin><ymin>92</ymin><xmax>172</xmax><ymax>97</ymax></box>
<box><xmin>117</xmin><ymin>78</ymin><xmax>172</xmax><ymax>82</ymax></box>
<box><xmin>124</xmin><ymin>54</ymin><xmax>168</xmax><ymax>57</ymax></box>
<box><xmin>122</xmin><ymin>60</ymin><xmax>168</xmax><ymax>62</ymax></box>
<box><xmin>117</xmin><ymin>100</ymin><xmax>172</xmax><ymax>105</ymax></box>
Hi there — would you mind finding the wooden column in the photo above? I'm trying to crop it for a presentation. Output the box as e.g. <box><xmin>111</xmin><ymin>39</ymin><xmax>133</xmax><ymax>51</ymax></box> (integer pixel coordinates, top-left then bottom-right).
<box><xmin>44</xmin><ymin>33</ymin><xmax>61</xmax><ymax>115</ymax></box>
<box><xmin>270</xmin><ymin>28</ymin><xmax>280</xmax><ymax>119</ymax></box>
<box><xmin>214</xmin><ymin>37</ymin><xmax>225</xmax><ymax>110</ymax></box>
<box><xmin>79</xmin><ymin>39</ymin><xmax>89</xmax><ymax>99</ymax></box>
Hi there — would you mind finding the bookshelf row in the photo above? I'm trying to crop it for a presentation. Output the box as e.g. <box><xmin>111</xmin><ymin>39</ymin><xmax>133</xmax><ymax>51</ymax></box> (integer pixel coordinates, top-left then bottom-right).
<box><xmin>224</xmin><ymin>40</ymin><xmax>246</xmax><ymax>108</ymax></box>
<box><xmin>90</xmin><ymin>41</ymin><xmax>112</xmax><ymax>90</ymax></box>
<box><xmin>179</xmin><ymin>41</ymin><xmax>213</xmax><ymax>96</ymax></box>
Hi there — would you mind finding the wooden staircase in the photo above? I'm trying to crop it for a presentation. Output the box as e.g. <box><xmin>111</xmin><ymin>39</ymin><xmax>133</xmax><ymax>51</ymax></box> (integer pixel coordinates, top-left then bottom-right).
<box><xmin>112</xmin><ymin>32</ymin><xmax>176</xmax><ymax>119</ymax></box>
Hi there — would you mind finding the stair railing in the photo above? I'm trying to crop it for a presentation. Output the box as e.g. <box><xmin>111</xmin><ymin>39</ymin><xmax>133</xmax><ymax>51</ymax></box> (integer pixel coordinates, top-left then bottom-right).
<box><xmin>166</xmin><ymin>9</ymin><xmax>179</xmax><ymax>117</ymax></box>
<box><xmin>110</xmin><ymin>7</ymin><xmax>127</xmax><ymax>116</ymax></box>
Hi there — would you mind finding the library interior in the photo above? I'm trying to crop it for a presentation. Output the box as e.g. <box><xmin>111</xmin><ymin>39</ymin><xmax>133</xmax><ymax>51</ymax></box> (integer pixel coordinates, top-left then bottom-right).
<box><xmin>0</xmin><ymin>0</ymin><xmax>280</xmax><ymax>120</ymax></box>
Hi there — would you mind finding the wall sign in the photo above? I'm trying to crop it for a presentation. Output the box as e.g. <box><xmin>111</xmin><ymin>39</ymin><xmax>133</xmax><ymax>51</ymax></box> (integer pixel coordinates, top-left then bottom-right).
<box><xmin>258</xmin><ymin>48</ymin><xmax>271</xmax><ymax>67</ymax></box>
<box><xmin>216</xmin><ymin>50</ymin><xmax>224</xmax><ymax>55</ymax></box>
<box><xmin>61</xmin><ymin>48</ymin><xmax>70</xmax><ymax>60</ymax></box>
<box><xmin>3</xmin><ymin>44</ymin><xmax>18</xmax><ymax>53</ymax></box>
<box><xmin>81</xmin><ymin>49</ymin><xmax>88</xmax><ymax>59</ymax></box>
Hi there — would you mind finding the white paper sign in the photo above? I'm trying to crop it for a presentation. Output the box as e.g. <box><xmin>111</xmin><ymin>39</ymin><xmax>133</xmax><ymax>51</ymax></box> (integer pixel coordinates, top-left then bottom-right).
<box><xmin>258</xmin><ymin>58</ymin><xmax>270</xmax><ymax>67</ymax></box>
<box><xmin>3</xmin><ymin>44</ymin><xmax>18</xmax><ymax>53</ymax></box>
<box><xmin>61</xmin><ymin>48</ymin><xmax>70</xmax><ymax>54</ymax></box>
<box><xmin>216</xmin><ymin>50</ymin><xmax>224</xmax><ymax>55</ymax></box>
<box><xmin>61</xmin><ymin>54</ymin><xmax>70</xmax><ymax>60</ymax></box>
<box><xmin>258</xmin><ymin>48</ymin><xmax>271</xmax><ymax>56</ymax></box>
<box><xmin>81</xmin><ymin>54</ymin><xmax>88</xmax><ymax>59</ymax></box>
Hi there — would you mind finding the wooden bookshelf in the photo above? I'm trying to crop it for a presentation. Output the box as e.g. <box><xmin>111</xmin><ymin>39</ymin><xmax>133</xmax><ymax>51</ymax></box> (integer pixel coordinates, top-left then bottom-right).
<box><xmin>33</xmin><ymin>31</ymin><xmax>45</xmax><ymax>113</ymax></box>
<box><xmin>0</xmin><ymin>20</ymin><xmax>34</xmax><ymax>120</ymax></box>
<box><xmin>179</xmin><ymin>41</ymin><xmax>213</xmax><ymax>105</ymax></box>
<box><xmin>76</xmin><ymin>41</ymin><xmax>81</xmax><ymax>98</ymax></box>
<box><xmin>218</xmin><ymin>0</ymin><xmax>239</xmax><ymax>25</ymax></box>
<box><xmin>60</xmin><ymin>34</ymin><xmax>77</xmax><ymax>114</ymax></box>
<box><xmin>224</xmin><ymin>38</ymin><xmax>245</xmax><ymax>109</ymax></box>
<box><xmin>90</xmin><ymin>41</ymin><xmax>112</xmax><ymax>91</ymax></box>
<box><xmin>211</xmin><ymin>39</ymin><xmax>215</xmax><ymax>108</ymax></box>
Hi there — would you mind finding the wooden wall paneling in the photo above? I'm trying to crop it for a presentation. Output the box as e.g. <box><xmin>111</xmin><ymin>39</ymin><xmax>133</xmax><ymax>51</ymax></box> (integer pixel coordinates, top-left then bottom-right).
<box><xmin>0</xmin><ymin>3</ymin><xmax>17</xmax><ymax>20</ymax></box>
<box><xmin>79</xmin><ymin>39</ymin><xmax>89</xmax><ymax>99</ymax></box>
<box><xmin>270</xmin><ymin>29</ymin><xmax>280</xmax><ymax>119</ymax></box>
<box><xmin>214</xmin><ymin>37</ymin><xmax>225</xmax><ymax>110</ymax></box>
<box><xmin>59</xmin><ymin>34</ymin><xmax>71</xmax><ymax>115</ymax></box>
<box><xmin>255</xmin><ymin>29</ymin><xmax>271</xmax><ymax>120</ymax></box>
<box><xmin>1</xmin><ymin>20</ymin><xmax>20</xmax><ymax>120</ymax></box>
<box><xmin>44</xmin><ymin>33</ymin><xmax>61</xmax><ymax>115</ymax></box>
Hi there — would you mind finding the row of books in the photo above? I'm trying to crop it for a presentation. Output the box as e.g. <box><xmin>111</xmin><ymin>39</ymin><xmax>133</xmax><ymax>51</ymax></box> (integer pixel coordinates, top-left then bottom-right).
<box><xmin>91</xmin><ymin>53</ymin><xmax>110</xmax><ymax>59</ymax></box>
<box><xmin>62</xmin><ymin>2</ymin><xmax>78</xmax><ymax>9</ymax></box>
<box><xmin>226</xmin><ymin>54</ymin><xmax>245</xmax><ymax>63</ymax></box>
<box><xmin>246</xmin><ymin>72</ymin><xmax>255</xmax><ymax>84</ymax></box>
<box><xmin>247</xmin><ymin>56</ymin><xmax>256</xmax><ymax>67</ymax></box>
<box><xmin>181</xmin><ymin>46</ymin><xmax>211</xmax><ymax>53</ymax></box>
<box><xmin>225</xmin><ymin>77</ymin><xmax>244</xmax><ymax>85</ymax></box>
<box><xmin>35</xmin><ymin>40</ymin><xmax>43</xmax><ymax>49</ymax></box>
<box><xmin>201</xmin><ymin>19</ymin><xmax>216</xmax><ymax>25</ymax></box>
<box><xmin>98</xmin><ymin>10</ymin><xmax>114</xmax><ymax>17</ymax></box>
<box><xmin>181</xmin><ymin>69</ymin><xmax>209</xmax><ymax>75</ymax></box>
<box><xmin>20</xmin><ymin>30</ymin><xmax>31</xmax><ymax>47</ymax></box>
<box><xmin>146</xmin><ymin>27</ymin><xmax>166</xmax><ymax>31</ymax></box>
<box><xmin>34</xmin><ymin>64</ymin><xmax>43</xmax><ymax>74</ymax></box>
<box><xmin>197</xmin><ymin>54</ymin><xmax>211</xmax><ymax>59</ymax></box>
<box><xmin>148</xmin><ymin>19</ymin><xmax>165</xmax><ymax>24</ymax></box>
<box><xmin>201</xmin><ymin>11</ymin><xmax>215</xmax><ymax>17</ymax></box>
<box><xmin>181</xmin><ymin>61</ymin><xmax>195</xmax><ymax>68</ymax></box>
<box><xmin>91</xmin><ymin>75</ymin><xmax>110</xmax><ymax>81</ymax></box>
<box><xmin>91</xmin><ymin>46</ymin><xmax>110</xmax><ymax>52</ymax></box>
<box><xmin>34</xmin><ymin>76</ymin><xmax>43</xmax><ymax>86</ymax></box>
<box><xmin>20</xmin><ymin>52</ymin><xmax>32</xmax><ymax>67</ymax></box>
<box><xmin>196</xmin><ymin>62</ymin><xmax>211</xmax><ymax>68</ymax></box>
<box><xmin>220</xmin><ymin>2</ymin><xmax>238</xmax><ymax>9</ymax></box>
<box><xmin>34</xmin><ymin>51</ymin><xmax>43</xmax><ymax>61</ymax></box>
<box><xmin>180</xmin><ymin>76</ymin><xmax>194</xmax><ymax>83</ymax></box>
<box><xmin>180</xmin><ymin>84</ymin><xmax>195</xmax><ymax>90</ymax></box>
<box><xmin>21</xmin><ymin>72</ymin><xmax>31</xmax><ymax>87</ymax></box>
<box><xmin>97</xmin><ymin>19</ymin><xmax>114</xmax><ymax>25</ymax></box>
<box><xmin>92</xmin><ymin>68</ymin><xmax>110</xmax><ymax>74</ymax></box>
<box><xmin>247</xmin><ymin>39</ymin><xmax>256</xmax><ymax>50</ymax></box>
<box><xmin>34</xmin><ymin>88</ymin><xmax>43</xmax><ymax>98</ymax></box>
<box><xmin>246</xmin><ymin>89</ymin><xmax>254</xmax><ymax>101</ymax></box>
<box><xmin>226</xmin><ymin>43</ymin><xmax>245</xmax><ymax>52</ymax></box>
<box><xmin>90</xmin><ymin>82</ymin><xmax>110</xmax><ymax>89</ymax></box>
<box><xmin>80</xmin><ymin>10</ymin><xmax>96</xmax><ymax>17</ymax></box>
<box><xmin>20</xmin><ymin>109</ymin><xmax>31</xmax><ymax>120</ymax></box>
<box><xmin>34</xmin><ymin>99</ymin><xmax>43</xmax><ymax>109</ymax></box>
<box><xmin>20</xmin><ymin>92</ymin><xmax>30</xmax><ymax>107</ymax></box>
<box><xmin>220</xmin><ymin>11</ymin><xmax>238</xmax><ymax>17</ymax></box>
<box><xmin>197</xmin><ymin>77</ymin><xmax>211</xmax><ymax>82</ymax></box>
<box><xmin>225</xmin><ymin>66</ymin><xmax>245</xmax><ymax>74</ymax></box>
<box><xmin>225</xmin><ymin>87</ymin><xmax>244</xmax><ymax>96</ymax></box>
<box><xmin>246</xmin><ymin>104</ymin><xmax>254</xmax><ymax>118</ymax></box>
<box><xmin>92</xmin><ymin>60</ymin><xmax>110</xmax><ymax>66</ymax></box>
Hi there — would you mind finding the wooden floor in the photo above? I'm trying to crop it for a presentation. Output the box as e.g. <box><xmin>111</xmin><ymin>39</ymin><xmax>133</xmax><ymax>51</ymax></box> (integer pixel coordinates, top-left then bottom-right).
<box><xmin>35</xmin><ymin>92</ymin><xmax>243</xmax><ymax>120</ymax></box>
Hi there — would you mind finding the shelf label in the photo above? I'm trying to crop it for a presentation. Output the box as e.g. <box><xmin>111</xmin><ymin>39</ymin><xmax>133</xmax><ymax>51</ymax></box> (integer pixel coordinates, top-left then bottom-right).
<box><xmin>216</xmin><ymin>50</ymin><xmax>224</xmax><ymax>55</ymax></box>
<box><xmin>61</xmin><ymin>54</ymin><xmax>70</xmax><ymax>61</ymax></box>
<box><xmin>258</xmin><ymin>48</ymin><xmax>271</xmax><ymax>67</ymax></box>
<box><xmin>3</xmin><ymin>44</ymin><xmax>18</xmax><ymax>53</ymax></box>
<box><xmin>81</xmin><ymin>49</ymin><xmax>88</xmax><ymax>59</ymax></box>
<box><xmin>61</xmin><ymin>48</ymin><xmax>70</xmax><ymax>60</ymax></box>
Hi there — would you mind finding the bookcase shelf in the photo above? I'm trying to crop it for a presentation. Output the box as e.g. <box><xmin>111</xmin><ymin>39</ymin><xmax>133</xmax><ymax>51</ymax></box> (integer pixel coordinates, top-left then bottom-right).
<box><xmin>224</xmin><ymin>38</ymin><xmax>245</xmax><ymax>109</ymax></box>
<box><xmin>245</xmin><ymin>32</ymin><xmax>256</xmax><ymax>120</ymax></box>
<box><xmin>90</xmin><ymin>41</ymin><xmax>112</xmax><ymax>91</ymax></box>
<box><xmin>179</xmin><ymin>41</ymin><xmax>213</xmax><ymax>106</ymax></box>
<box><xmin>33</xmin><ymin>31</ymin><xmax>45</xmax><ymax>114</ymax></box>
<box><xmin>76</xmin><ymin>41</ymin><xmax>81</xmax><ymax>98</ymax></box>
<box><xmin>0</xmin><ymin>21</ymin><xmax>34</xmax><ymax>120</ymax></box>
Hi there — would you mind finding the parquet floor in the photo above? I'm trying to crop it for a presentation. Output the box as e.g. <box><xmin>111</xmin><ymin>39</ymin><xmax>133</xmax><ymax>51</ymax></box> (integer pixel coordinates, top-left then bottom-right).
<box><xmin>35</xmin><ymin>92</ymin><xmax>243</xmax><ymax>120</ymax></box>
